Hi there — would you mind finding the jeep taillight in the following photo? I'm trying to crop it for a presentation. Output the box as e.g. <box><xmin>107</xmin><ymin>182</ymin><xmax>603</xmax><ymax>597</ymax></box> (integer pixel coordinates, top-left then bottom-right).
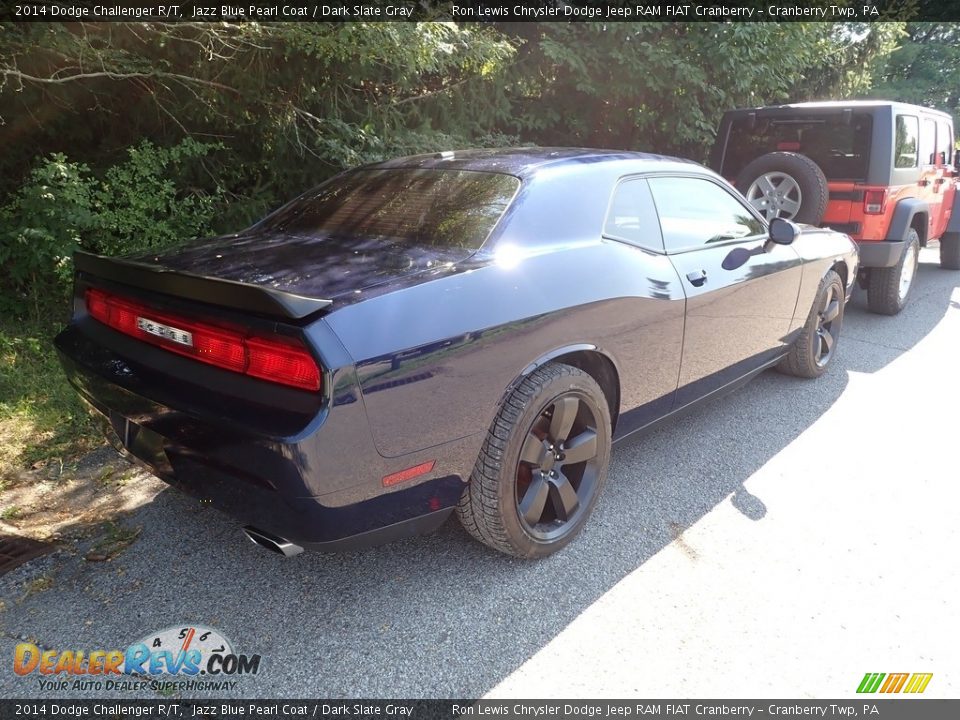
<box><xmin>863</xmin><ymin>189</ymin><xmax>887</xmax><ymax>215</ymax></box>
<box><xmin>84</xmin><ymin>288</ymin><xmax>322</xmax><ymax>392</ymax></box>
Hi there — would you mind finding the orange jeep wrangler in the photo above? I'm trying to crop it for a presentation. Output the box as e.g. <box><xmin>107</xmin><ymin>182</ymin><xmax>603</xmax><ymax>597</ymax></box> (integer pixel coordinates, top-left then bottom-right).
<box><xmin>711</xmin><ymin>101</ymin><xmax>960</xmax><ymax>314</ymax></box>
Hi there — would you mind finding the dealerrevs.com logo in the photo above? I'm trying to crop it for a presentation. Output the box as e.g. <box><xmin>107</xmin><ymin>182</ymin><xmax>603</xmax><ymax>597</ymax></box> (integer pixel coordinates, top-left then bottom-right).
<box><xmin>13</xmin><ymin>624</ymin><xmax>261</xmax><ymax>693</ymax></box>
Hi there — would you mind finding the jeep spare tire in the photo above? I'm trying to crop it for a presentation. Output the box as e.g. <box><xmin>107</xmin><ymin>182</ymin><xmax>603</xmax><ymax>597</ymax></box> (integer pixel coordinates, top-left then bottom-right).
<box><xmin>735</xmin><ymin>152</ymin><xmax>828</xmax><ymax>225</ymax></box>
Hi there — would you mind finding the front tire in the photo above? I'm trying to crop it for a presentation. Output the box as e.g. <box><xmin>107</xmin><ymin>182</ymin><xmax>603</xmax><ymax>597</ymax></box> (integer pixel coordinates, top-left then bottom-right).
<box><xmin>457</xmin><ymin>363</ymin><xmax>611</xmax><ymax>558</ymax></box>
<box><xmin>940</xmin><ymin>233</ymin><xmax>960</xmax><ymax>270</ymax></box>
<box><xmin>778</xmin><ymin>270</ymin><xmax>845</xmax><ymax>379</ymax></box>
<box><xmin>866</xmin><ymin>229</ymin><xmax>920</xmax><ymax>315</ymax></box>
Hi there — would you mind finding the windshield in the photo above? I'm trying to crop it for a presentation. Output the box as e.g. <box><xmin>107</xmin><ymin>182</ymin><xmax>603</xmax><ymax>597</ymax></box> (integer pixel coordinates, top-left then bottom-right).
<box><xmin>260</xmin><ymin>168</ymin><xmax>520</xmax><ymax>251</ymax></box>
<box><xmin>722</xmin><ymin>113</ymin><xmax>873</xmax><ymax>181</ymax></box>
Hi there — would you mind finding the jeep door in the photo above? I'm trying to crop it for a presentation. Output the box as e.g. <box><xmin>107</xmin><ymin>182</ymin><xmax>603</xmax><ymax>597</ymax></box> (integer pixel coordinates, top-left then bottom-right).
<box><xmin>932</xmin><ymin>117</ymin><xmax>956</xmax><ymax>239</ymax></box>
<box><xmin>918</xmin><ymin>114</ymin><xmax>945</xmax><ymax>237</ymax></box>
<box><xmin>650</xmin><ymin>175</ymin><xmax>804</xmax><ymax>408</ymax></box>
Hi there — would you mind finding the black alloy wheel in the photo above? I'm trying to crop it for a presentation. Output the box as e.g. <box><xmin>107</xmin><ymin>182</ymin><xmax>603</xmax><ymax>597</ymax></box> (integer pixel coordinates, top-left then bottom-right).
<box><xmin>778</xmin><ymin>269</ymin><xmax>845</xmax><ymax>379</ymax></box>
<box><xmin>814</xmin><ymin>280</ymin><xmax>841</xmax><ymax>368</ymax></box>
<box><xmin>515</xmin><ymin>394</ymin><xmax>602</xmax><ymax>541</ymax></box>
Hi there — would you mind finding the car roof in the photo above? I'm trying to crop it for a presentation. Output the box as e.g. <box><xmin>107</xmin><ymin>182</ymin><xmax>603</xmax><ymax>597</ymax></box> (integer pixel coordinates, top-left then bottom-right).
<box><xmin>724</xmin><ymin>100</ymin><xmax>953</xmax><ymax>120</ymax></box>
<box><xmin>362</xmin><ymin>147</ymin><xmax>702</xmax><ymax>179</ymax></box>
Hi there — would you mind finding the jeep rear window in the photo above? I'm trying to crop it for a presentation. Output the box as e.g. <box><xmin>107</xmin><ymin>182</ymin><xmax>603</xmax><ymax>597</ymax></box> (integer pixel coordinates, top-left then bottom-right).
<box><xmin>261</xmin><ymin>169</ymin><xmax>520</xmax><ymax>251</ymax></box>
<box><xmin>722</xmin><ymin>114</ymin><xmax>873</xmax><ymax>181</ymax></box>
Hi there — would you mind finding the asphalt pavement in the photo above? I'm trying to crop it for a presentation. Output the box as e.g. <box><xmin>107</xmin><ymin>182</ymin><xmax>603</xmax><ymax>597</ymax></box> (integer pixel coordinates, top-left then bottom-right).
<box><xmin>1</xmin><ymin>246</ymin><xmax>957</xmax><ymax>699</ymax></box>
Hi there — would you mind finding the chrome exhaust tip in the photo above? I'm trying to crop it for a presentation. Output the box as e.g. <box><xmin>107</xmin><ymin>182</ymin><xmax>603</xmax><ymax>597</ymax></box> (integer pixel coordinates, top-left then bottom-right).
<box><xmin>242</xmin><ymin>526</ymin><xmax>304</xmax><ymax>557</ymax></box>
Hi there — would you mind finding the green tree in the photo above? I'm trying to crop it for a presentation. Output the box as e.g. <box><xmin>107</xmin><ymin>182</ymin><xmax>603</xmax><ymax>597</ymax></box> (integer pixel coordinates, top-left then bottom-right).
<box><xmin>0</xmin><ymin>21</ymin><xmax>906</xmax><ymax>316</ymax></box>
<box><xmin>0</xmin><ymin>22</ymin><xmax>520</xmax><ymax>218</ymax></box>
<box><xmin>867</xmin><ymin>23</ymin><xmax>960</xmax><ymax>125</ymax></box>
<box><xmin>502</xmin><ymin>22</ymin><xmax>902</xmax><ymax>160</ymax></box>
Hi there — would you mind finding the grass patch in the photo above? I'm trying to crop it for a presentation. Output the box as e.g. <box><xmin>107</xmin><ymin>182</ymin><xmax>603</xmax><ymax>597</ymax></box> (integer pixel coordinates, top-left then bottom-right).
<box><xmin>85</xmin><ymin>522</ymin><xmax>142</xmax><ymax>561</ymax></box>
<box><xmin>24</xmin><ymin>575</ymin><xmax>54</xmax><ymax>596</ymax></box>
<box><xmin>96</xmin><ymin>466</ymin><xmax>137</xmax><ymax>488</ymax></box>
<box><xmin>0</xmin><ymin>313</ymin><xmax>102</xmax><ymax>481</ymax></box>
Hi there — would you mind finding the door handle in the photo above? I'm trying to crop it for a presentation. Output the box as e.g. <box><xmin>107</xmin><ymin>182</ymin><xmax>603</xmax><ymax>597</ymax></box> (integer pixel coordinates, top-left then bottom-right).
<box><xmin>686</xmin><ymin>270</ymin><xmax>708</xmax><ymax>287</ymax></box>
<box><xmin>918</xmin><ymin>179</ymin><xmax>930</xmax><ymax>187</ymax></box>
<box><xmin>934</xmin><ymin>178</ymin><xmax>946</xmax><ymax>185</ymax></box>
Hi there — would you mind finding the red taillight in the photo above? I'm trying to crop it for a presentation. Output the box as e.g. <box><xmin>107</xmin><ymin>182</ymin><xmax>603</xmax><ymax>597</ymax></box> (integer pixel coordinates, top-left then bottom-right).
<box><xmin>246</xmin><ymin>336</ymin><xmax>321</xmax><ymax>390</ymax></box>
<box><xmin>863</xmin><ymin>189</ymin><xmax>887</xmax><ymax>215</ymax></box>
<box><xmin>86</xmin><ymin>290</ymin><xmax>109</xmax><ymax>322</ymax></box>
<box><xmin>83</xmin><ymin>288</ymin><xmax>321</xmax><ymax>391</ymax></box>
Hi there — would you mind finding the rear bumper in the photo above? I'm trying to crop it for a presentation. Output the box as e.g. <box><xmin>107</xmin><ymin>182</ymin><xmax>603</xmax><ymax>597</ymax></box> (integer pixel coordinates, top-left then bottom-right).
<box><xmin>855</xmin><ymin>240</ymin><xmax>904</xmax><ymax>268</ymax></box>
<box><xmin>54</xmin><ymin>325</ymin><xmax>466</xmax><ymax>550</ymax></box>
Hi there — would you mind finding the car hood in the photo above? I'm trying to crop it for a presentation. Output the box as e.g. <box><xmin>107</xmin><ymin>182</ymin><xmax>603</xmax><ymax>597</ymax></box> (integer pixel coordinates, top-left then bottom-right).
<box><xmin>128</xmin><ymin>231</ymin><xmax>473</xmax><ymax>301</ymax></box>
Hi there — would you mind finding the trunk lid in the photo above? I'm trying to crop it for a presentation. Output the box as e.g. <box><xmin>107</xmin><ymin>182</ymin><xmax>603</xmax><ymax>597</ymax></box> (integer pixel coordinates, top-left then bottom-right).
<box><xmin>127</xmin><ymin>230</ymin><xmax>472</xmax><ymax>305</ymax></box>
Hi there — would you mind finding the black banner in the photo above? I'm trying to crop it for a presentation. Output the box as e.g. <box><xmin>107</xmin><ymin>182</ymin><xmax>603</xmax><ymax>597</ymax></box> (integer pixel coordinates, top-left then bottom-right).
<box><xmin>4</xmin><ymin>0</ymin><xmax>960</xmax><ymax>23</ymax></box>
<box><xmin>0</xmin><ymin>700</ymin><xmax>957</xmax><ymax>720</ymax></box>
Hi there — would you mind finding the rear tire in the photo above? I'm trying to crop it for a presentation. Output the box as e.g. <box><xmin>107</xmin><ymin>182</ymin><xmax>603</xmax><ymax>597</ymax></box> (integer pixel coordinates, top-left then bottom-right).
<box><xmin>940</xmin><ymin>233</ymin><xmax>960</xmax><ymax>270</ymax></box>
<box><xmin>778</xmin><ymin>270</ymin><xmax>845</xmax><ymax>379</ymax></box>
<box><xmin>866</xmin><ymin>229</ymin><xmax>920</xmax><ymax>315</ymax></box>
<box><xmin>457</xmin><ymin>363</ymin><xmax>611</xmax><ymax>558</ymax></box>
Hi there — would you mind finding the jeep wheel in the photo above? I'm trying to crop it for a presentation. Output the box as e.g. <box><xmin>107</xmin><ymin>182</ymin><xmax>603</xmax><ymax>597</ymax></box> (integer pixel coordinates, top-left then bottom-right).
<box><xmin>778</xmin><ymin>270</ymin><xmax>845</xmax><ymax>379</ymax></box>
<box><xmin>940</xmin><ymin>233</ymin><xmax>960</xmax><ymax>271</ymax></box>
<box><xmin>736</xmin><ymin>152</ymin><xmax>828</xmax><ymax>225</ymax></box>
<box><xmin>456</xmin><ymin>363</ymin><xmax>611</xmax><ymax>558</ymax></box>
<box><xmin>867</xmin><ymin>229</ymin><xmax>920</xmax><ymax>315</ymax></box>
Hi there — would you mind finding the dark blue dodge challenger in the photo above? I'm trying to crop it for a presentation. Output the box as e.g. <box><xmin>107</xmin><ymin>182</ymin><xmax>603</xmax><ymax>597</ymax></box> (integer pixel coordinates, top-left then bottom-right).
<box><xmin>55</xmin><ymin>148</ymin><xmax>857</xmax><ymax>558</ymax></box>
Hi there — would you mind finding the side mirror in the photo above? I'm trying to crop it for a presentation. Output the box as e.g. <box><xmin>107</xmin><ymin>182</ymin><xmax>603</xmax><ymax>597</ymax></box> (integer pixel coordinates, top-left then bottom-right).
<box><xmin>769</xmin><ymin>217</ymin><xmax>799</xmax><ymax>245</ymax></box>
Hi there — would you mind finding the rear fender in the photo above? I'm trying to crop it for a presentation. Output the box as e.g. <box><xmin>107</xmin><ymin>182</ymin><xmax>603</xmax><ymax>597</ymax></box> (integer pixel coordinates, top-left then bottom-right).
<box><xmin>946</xmin><ymin>185</ymin><xmax>960</xmax><ymax>234</ymax></box>
<box><xmin>887</xmin><ymin>198</ymin><xmax>928</xmax><ymax>244</ymax></box>
<box><xmin>497</xmin><ymin>343</ymin><xmax>598</xmax><ymax>405</ymax></box>
<box><xmin>495</xmin><ymin>343</ymin><xmax>621</xmax><ymax>424</ymax></box>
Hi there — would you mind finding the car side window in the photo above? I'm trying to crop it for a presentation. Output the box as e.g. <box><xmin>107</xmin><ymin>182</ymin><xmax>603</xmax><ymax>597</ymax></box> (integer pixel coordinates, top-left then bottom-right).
<box><xmin>603</xmin><ymin>178</ymin><xmax>664</xmax><ymax>251</ymax></box>
<box><xmin>647</xmin><ymin>176</ymin><xmax>765</xmax><ymax>253</ymax></box>
<box><xmin>920</xmin><ymin>118</ymin><xmax>937</xmax><ymax>166</ymax></box>
<box><xmin>895</xmin><ymin>115</ymin><xmax>919</xmax><ymax>168</ymax></box>
<box><xmin>936</xmin><ymin>120</ymin><xmax>953</xmax><ymax>166</ymax></box>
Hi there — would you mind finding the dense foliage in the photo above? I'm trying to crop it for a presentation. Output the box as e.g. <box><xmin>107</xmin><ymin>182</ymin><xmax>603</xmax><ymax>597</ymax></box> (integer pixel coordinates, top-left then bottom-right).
<box><xmin>1</xmin><ymin>140</ymin><xmax>225</xmax><ymax>316</ymax></box>
<box><xmin>866</xmin><ymin>23</ymin><xmax>960</xmax><ymax>124</ymax></box>
<box><xmin>0</xmin><ymin>21</ymin><xmax>908</xmax><ymax>317</ymax></box>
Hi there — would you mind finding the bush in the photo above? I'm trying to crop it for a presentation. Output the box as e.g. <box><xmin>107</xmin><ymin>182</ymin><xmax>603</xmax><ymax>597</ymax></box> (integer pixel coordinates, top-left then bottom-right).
<box><xmin>0</xmin><ymin>155</ymin><xmax>96</xmax><ymax>317</ymax></box>
<box><xmin>96</xmin><ymin>139</ymin><xmax>225</xmax><ymax>257</ymax></box>
<box><xmin>0</xmin><ymin>140</ymin><xmax>225</xmax><ymax>319</ymax></box>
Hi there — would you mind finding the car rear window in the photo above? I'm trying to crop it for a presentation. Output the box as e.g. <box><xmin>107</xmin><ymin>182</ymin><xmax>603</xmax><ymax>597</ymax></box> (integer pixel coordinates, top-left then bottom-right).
<box><xmin>261</xmin><ymin>169</ymin><xmax>520</xmax><ymax>251</ymax></box>
<box><xmin>722</xmin><ymin>113</ymin><xmax>873</xmax><ymax>181</ymax></box>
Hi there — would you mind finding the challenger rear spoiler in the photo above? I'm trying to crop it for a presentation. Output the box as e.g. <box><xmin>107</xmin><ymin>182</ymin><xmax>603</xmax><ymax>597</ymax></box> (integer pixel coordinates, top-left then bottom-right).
<box><xmin>74</xmin><ymin>251</ymin><xmax>332</xmax><ymax>320</ymax></box>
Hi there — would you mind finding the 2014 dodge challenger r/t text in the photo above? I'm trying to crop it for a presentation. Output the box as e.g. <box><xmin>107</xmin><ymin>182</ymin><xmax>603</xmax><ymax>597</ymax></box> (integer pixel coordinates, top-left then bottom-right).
<box><xmin>55</xmin><ymin>148</ymin><xmax>858</xmax><ymax>558</ymax></box>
